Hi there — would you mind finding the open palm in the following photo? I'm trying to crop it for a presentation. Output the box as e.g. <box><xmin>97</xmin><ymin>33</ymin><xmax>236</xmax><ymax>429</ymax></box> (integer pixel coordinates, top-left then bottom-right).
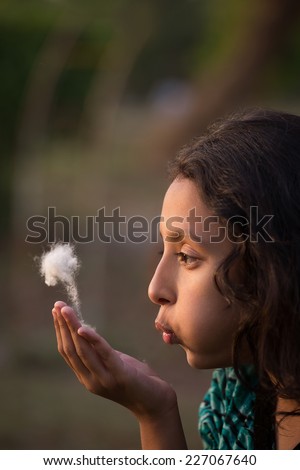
<box><xmin>52</xmin><ymin>301</ymin><xmax>177</xmax><ymax>419</ymax></box>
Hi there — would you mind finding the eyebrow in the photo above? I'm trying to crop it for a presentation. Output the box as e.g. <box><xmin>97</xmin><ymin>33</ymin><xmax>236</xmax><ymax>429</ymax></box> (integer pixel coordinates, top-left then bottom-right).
<box><xmin>160</xmin><ymin>229</ymin><xmax>211</xmax><ymax>246</ymax></box>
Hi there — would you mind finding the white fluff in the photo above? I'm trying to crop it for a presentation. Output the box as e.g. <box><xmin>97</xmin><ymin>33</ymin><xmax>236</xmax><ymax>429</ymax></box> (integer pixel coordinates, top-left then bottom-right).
<box><xmin>39</xmin><ymin>243</ymin><xmax>83</xmax><ymax>322</ymax></box>
<box><xmin>40</xmin><ymin>243</ymin><xmax>79</xmax><ymax>287</ymax></box>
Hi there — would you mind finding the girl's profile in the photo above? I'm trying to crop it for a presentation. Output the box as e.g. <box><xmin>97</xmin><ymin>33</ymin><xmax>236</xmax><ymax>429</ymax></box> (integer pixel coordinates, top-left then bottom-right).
<box><xmin>51</xmin><ymin>108</ymin><xmax>300</xmax><ymax>450</ymax></box>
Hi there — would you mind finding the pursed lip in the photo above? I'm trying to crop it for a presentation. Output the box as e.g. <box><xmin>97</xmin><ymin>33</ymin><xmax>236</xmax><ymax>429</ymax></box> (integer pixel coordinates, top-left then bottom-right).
<box><xmin>155</xmin><ymin>320</ymin><xmax>180</xmax><ymax>345</ymax></box>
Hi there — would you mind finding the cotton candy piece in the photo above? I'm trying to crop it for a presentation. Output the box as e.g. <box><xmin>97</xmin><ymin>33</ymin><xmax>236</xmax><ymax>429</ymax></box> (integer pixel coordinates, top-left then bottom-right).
<box><xmin>39</xmin><ymin>243</ymin><xmax>84</xmax><ymax>323</ymax></box>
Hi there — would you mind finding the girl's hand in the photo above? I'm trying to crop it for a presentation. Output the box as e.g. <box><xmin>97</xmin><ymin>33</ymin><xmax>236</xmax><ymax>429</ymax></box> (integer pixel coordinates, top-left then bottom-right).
<box><xmin>52</xmin><ymin>301</ymin><xmax>177</xmax><ymax>420</ymax></box>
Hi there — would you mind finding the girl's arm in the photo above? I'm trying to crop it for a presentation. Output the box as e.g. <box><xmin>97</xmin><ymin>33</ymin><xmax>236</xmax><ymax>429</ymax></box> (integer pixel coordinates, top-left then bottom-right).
<box><xmin>52</xmin><ymin>301</ymin><xmax>187</xmax><ymax>450</ymax></box>
<box><xmin>137</xmin><ymin>403</ymin><xmax>187</xmax><ymax>449</ymax></box>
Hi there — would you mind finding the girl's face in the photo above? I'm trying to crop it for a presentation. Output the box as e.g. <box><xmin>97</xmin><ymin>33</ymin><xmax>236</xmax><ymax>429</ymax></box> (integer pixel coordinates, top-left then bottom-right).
<box><xmin>148</xmin><ymin>177</ymin><xmax>241</xmax><ymax>369</ymax></box>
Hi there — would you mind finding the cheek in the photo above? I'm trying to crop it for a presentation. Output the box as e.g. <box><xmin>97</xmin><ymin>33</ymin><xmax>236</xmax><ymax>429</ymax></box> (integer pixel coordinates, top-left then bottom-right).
<box><xmin>179</xmin><ymin>283</ymin><xmax>238</xmax><ymax>367</ymax></box>
<box><xmin>182</xmin><ymin>272</ymin><xmax>229</xmax><ymax>320</ymax></box>
<box><xmin>175</xmin><ymin>256</ymin><xmax>242</xmax><ymax>368</ymax></box>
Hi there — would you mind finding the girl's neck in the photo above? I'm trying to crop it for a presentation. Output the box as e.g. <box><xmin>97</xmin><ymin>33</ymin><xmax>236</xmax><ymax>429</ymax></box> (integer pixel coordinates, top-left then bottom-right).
<box><xmin>275</xmin><ymin>397</ymin><xmax>300</xmax><ymax>450</ymax></box>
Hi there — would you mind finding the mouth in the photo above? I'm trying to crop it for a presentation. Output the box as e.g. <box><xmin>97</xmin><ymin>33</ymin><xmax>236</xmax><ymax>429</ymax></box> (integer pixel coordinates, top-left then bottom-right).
<box><xmin>155</xmin><ymin>321</ymin><xmax>180</xmax><ymax>345</ymax></box>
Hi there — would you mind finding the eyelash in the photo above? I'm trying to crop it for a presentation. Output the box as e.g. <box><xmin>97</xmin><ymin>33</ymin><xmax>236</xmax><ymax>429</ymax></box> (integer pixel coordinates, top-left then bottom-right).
<box><xmin>176</xmin><ymin>252</ymin><xmax>197</xmax><ymax>266</ymax></box>
<box><xmin>158</xmin><ymin>250</ymin><xmax>199</xmax><ymax>267</ymax></box>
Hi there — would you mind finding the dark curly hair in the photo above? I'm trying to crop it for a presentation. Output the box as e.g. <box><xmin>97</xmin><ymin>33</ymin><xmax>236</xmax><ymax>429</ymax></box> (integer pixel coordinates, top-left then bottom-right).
<box><xmin>168</xmin><ymin>108</ymin><xmax>300</xmax><ymax>405</ymax></box>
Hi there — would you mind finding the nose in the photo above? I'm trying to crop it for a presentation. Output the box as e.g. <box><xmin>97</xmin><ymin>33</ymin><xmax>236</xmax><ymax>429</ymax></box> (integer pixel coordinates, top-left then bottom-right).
<box><xmin>148</xmin><ymin>256</ymin><xmax>176</xmax><ymax>306</ymax></box>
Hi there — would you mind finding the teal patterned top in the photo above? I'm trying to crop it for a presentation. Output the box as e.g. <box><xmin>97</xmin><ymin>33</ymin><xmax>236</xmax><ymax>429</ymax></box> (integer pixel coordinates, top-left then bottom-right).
<box><xmin>199</xmin><ymin>366</ymin><xmax>258</xmax><ymax>450</ymax></box>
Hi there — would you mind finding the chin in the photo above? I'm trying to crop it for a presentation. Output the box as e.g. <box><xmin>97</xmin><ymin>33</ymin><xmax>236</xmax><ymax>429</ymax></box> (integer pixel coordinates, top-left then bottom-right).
<box><xmin>185</xmin><ymin>349</ymin><xmax>233</xmax><ymax>370</ymax></box>
<box><xmin>185</xmin><ymin>350</ymin><xmax>209</xmax><ymax>369</ymax></box>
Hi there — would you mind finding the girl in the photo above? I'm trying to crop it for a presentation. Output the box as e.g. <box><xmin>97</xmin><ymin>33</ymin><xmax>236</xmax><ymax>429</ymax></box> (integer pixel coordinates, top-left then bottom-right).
<box><xmin>52</xmin><ymin>108</ymin><xmax>300</xmax><ymax>450</ymax></box>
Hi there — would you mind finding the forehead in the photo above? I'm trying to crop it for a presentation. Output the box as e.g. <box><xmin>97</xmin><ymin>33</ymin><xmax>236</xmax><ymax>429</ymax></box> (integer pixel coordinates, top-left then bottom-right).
<box><xmin>162</xmin><ymin>178</ymin><xmax>212</xmax><ymax>219</ymax></box>
<box><xmin>161</xmin><ymin>178</ymin><xmax>229</xmax><ymax>247</ymax></box>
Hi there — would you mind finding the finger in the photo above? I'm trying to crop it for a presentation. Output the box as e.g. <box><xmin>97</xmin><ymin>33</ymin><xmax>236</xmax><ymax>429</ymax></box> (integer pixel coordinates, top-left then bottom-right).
<box><xmin>60</xmin><ymin>309</ymin><xmax>111</xmax><ymax>375</ymax></box>
<box><xmin>59</xmin><ymin>308</ymin><xmax>113</xmax><ymax>383</ymax></box>
<box><xmin>52</xmin><ymin>309</ymin><xmax>97</xmax><ymax>386</ymax></box>
<box><xmin>60</xmin><ymin>306</ymin><xmax>92</xmax><ymax>363</ymax></box>
<box><xmin>61</xmin><ymin>305</ymin><xmax>82</xmax><ymax>330</ymax></box>
<box><xmin>56</xmin><ymin>309</ymin><xmax>91</xmax><ymax>378</ymax></box>
<box><xmin>52</xmin><ymin>308</ymin><xmax>73</xmax><ymax>370</ymax></box>
<box><xmin>54</xmin><ymin>300</ymin><xmax>67</xmax><ymax>309</ymax></box>
<box><xmin>77</xmin><ymin>325</ymin><xmax>123</xmax><ymax>375</ymax></box>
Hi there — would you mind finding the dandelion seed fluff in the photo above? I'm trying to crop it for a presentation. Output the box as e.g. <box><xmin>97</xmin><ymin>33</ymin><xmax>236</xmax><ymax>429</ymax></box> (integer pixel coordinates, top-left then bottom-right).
<box><xmin>39</xmin><ymin>243</ymin><xmax>84</xmax><ymax>323</ymax></box>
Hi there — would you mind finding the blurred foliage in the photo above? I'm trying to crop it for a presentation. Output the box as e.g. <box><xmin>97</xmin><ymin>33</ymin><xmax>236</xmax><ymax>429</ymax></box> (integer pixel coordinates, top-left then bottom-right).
<box><xmin>1</xmin><ymin>0</ymin><xmax>300</xmax><ymax>450</ymax></box>
<box><xmin>0</xmin><ymin>0</ymin><xmax>299</xmax><ymax>156</ymax></box>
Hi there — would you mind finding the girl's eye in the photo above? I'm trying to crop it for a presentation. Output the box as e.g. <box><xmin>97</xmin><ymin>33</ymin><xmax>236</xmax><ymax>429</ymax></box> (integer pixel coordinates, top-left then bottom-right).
<box><xmin>176</xmin><ymin>252</ymin><xmax>198</xmax><ymax>266</ymax></box>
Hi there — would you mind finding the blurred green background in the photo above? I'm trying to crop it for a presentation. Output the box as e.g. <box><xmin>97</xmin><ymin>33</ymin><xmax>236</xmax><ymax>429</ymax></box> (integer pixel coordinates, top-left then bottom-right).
<box><xmin>1</xmin><ymin>0</ymin><xmax>300</xmax><ymax>450</ymax></box>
